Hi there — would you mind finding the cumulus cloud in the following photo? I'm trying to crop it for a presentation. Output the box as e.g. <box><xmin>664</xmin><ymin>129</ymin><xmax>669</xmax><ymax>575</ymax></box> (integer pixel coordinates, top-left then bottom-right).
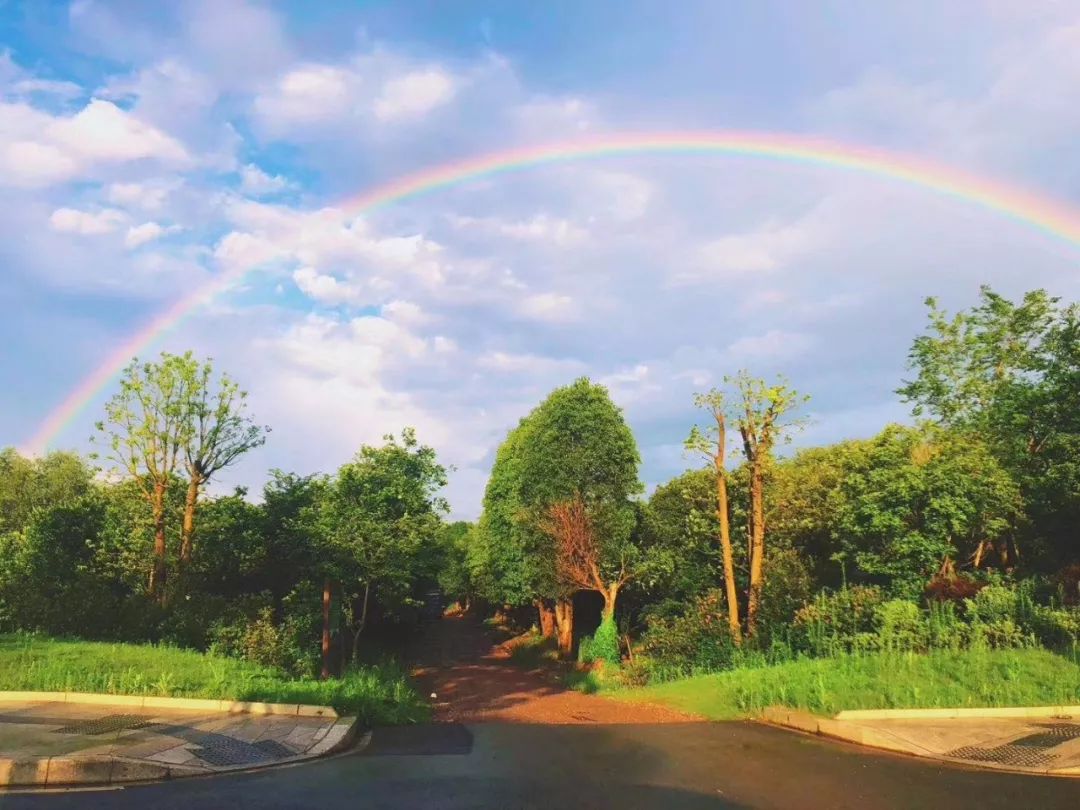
<box><xmin>239</xmin><ymin>163</ymin><xmax>291</xmax><ymax>195</ymax></box>
<box><xmin>124</xmin><ymin>221</ymin><xmax>180</xmax><ymax>248</ymax></box>
<box><xmin>49</xmin><ymin>207</ymin><xmax>126</xmax><ymax>235</ymax></box>
<box><xmin>373</xmin><ymin>68</ymin><xmax>457</xmax><ymax>121</ymax></box>
<box><xmin>1</xmin><ymin>98</ymin><xmax>189</xmax><ymax>187</ymax></box>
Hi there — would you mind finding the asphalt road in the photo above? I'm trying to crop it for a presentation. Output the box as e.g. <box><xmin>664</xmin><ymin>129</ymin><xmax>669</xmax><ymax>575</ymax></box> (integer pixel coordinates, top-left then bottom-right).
<box><xmin>3</xmin><ymin>721</ymin><xmax>1079</xmax><ymax>810</ymax></box>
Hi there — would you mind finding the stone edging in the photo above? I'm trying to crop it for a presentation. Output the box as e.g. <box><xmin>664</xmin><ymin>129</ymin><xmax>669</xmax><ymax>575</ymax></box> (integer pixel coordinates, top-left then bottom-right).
<box><xmin>0</xmin><ymin>691</ymin><xmax>336</xmax><ymax>718</ymax></box>
<box><xmin>835</xmin><ymin>705</ymin><xmax>1080</xmax><ymax>720</ymax></box>
<box><xmin>761</xmin><ymin>706</ymin><xmax>1080</xmax><ymax>777</ymax></box>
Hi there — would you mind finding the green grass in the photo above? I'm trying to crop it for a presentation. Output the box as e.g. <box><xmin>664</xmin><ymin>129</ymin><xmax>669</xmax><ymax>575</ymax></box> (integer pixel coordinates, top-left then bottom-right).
<box><xmin>604</xmin><ymin>648</ymin><xmax>1080</xmax><ymax>720</ymax></box>
<box><xmin>0</xmin><ymin>634</ymin><xmax>428</xmax><ymax>725</ymax></box>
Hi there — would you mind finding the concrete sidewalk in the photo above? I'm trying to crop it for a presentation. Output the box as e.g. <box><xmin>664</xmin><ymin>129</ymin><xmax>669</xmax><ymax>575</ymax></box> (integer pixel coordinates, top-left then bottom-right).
<box><xmin>764</xmin><ymin>705</ymin><xmax>1080</xmax><ymax>775</ymax></box>
<box><xmin>0</xmin><ymin>699</ymin><xmax>356</xmax><ymax>788</ymax></box>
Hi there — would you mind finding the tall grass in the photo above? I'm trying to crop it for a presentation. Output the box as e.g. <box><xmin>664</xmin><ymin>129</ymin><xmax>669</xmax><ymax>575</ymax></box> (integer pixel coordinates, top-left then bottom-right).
<box><xmin>0</xmin><ymin>634</ymin><xmax>427</xmax><ymax>725</ymax></box>
<box><xmin>612</xmin><ymin>647</ymin><xmax>1080</xmax><ymax>720</ymax></box>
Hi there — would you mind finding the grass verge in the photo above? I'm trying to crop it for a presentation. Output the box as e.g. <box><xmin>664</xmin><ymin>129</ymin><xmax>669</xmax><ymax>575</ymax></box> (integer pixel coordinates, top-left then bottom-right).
<box><xmin>602</xmin><ymin>648</ymin><xmax>1080</xmax><ymax>720</ymax></box>
<box><xmin>0</xmin><ymin>634</ymin><xmax>428</xmax><ymax>725</ymax></box>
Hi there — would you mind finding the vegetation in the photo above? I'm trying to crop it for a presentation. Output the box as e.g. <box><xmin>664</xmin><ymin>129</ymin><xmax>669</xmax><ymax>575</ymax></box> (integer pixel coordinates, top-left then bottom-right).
<box><xmin>4</xmin><ymin>285</ymin><xmax>1080</xmax><ymax>723</ymax></box>
<box><xmin>0</xmin><ymin>634</ymin><xmax>427</xmax><ymax>724</ymax></box>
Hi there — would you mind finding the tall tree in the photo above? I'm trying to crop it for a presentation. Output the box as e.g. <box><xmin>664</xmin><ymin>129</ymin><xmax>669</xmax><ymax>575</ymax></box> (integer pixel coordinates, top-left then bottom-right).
<box><xmin>179</xmin><ymin>357</ymin><xmax>268</xmax><ymax>565</ymax></box>
<box><xmin>729</xmin><ymin>372</ymin><xmax>807</xmax><ymax>638</ymax></box>
<box><xmin>518</xmin><ymin>378</ymin><xmax>643</xmax><ymax>653</ymax></box>
<box><xmin>319</xmin><ymin>428</ymin><xmax>448</xmax><ymax>662</ymax></box>
<box><xmin>96</xmin><ymin>354</ymin><xmax>194</xmax><ymax>601</ymax></box>
<box><xmin>686</xmin><ymin>390</ymin><xmax>742</xmax><ymax>642</ymax></box>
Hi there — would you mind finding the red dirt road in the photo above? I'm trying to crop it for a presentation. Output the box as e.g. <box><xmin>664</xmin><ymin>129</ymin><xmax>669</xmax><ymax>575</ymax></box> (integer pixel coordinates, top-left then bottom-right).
<box><xmin>409</xmin><ymin>615</ymin><xmax>696</xmax><ymax>724</ymax></box>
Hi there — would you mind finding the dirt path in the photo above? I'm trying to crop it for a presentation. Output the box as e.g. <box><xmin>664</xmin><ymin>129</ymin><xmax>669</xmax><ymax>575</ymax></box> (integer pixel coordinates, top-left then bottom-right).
<box><xmin>408</xmin><ymin>615</ymin><xmax>696</xmax><ymax>724</ymax></box>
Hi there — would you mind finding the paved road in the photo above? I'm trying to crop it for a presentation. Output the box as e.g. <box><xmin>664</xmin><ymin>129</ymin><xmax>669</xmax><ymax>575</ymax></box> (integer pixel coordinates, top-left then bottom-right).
<box><xmin>4</xmin><ymin>720</ymin><xmax>1080</xmax><ymax>809</ymax></box>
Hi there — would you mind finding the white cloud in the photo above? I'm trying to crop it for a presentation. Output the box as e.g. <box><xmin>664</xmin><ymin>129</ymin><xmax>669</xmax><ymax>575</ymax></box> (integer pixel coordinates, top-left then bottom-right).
<box><xmin>254</xmin><ymin>64</ymin><xmax>351</xmax><ymax>125</ymax></box>
<box><xmin>124</xmin><ymin>221</ymin><xmax>179</xmax><ymax>248</ymax></box>
<box><xmin>382</xmin><ymin>300</ymin><xmax>430</xmax><ymax>327</ymax></box>
<box><xmin>674</xmin><ymin>215</ymin><xmax>826</xmax><ymax>285</ymax></box>
<box><xmin>292</xmin><ymin>266</ymin><xmax>366</xmax><ymax>307</ymax></box>
<box><xmin>49</xmin><ymin>207</ymin><xmax>126</xmax><ymax>235</ymax></box>
<box><xmin>452</xmin><ymin>212</ymin><xmax>587</xmax><ymax>245</ymax></box>
<box><xmin>373</xmin><ymin>68</ymin><xmax>456</xmax><ymax>121</ymax></box>
<box><xmin>106</xmin><ymin>181</ymin><xmax>175</xmax><ymax>211</ymax></box>
<box><xmin>0</xmin><ymin>98</ymin><xmax>189</xmax><ymax>187</ymax></box>
<box><xmin>724</xmin><ymin>330</ymin><xmax>816</xmax><ymax>361</ymax></box>
<box><xmin>239</xmin><ymin>163</ymin><xmax>291</xmax><ymax>195</ymax></box>
<box><xmin>477</xmin><ymin>351</ymin><xmax>585</xmax><ymax>375</ymax></box>
<box><xmin>516</xmin><ymin>291</ymin><xmax>581</xmax><ymax>323</ymax></box>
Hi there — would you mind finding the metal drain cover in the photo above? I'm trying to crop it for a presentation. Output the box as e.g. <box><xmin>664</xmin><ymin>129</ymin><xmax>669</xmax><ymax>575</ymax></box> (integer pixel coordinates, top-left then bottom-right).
<box><xmin>191</xmin><ymin>737</ymin><xmax>296</xmax><ymax>767</ymax></box>
<box><xmin>945</xmin><ymin>723</ymin><xmax>1080</xmax><ymax>768</ymax></box>
<box><xmin>54</xmin><ymin>715</ymin><xmax>157</xmax><ymax>736</ymax></box>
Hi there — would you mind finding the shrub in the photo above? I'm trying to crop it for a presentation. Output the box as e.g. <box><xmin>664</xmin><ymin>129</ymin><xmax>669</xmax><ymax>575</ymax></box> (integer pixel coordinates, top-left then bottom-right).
<box><xmin>875</xmin><ymin>599</ymin><xmax>927</xmax><ymax>652</ymax></box>
<box><xmin>579</xmin><ymin>616</ymin><xmax>620</xmax><ymax>666</ymax></box>
<box><xmin>963</xmin><ymin>585</ymin><xmax>1029</xmax><ymax>649</ymax></box>
<box><xmin>926</xmin><ymin>600</ymin><xmax>965</xmax><ymax>650</ymax></box>
<box><xmin>792</xmin><ymin>585</ymin><xmax>885</xmax><ymax>656</ymax></box>
<box><xmin>641</xmin><ymin>589</ymin><xmax>736</xmax><ymax>674</ymax></box>
<box><xmin>1027</xmin><ymin>605</ymin><xmax>1080</xmax><ymax>649</ymax></box>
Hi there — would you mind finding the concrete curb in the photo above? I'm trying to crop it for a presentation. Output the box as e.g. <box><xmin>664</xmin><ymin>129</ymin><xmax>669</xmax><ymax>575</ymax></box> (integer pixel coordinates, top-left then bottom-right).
<box><xmin>0</xmin><ymin>718</ymin><xmax>362</xmax><ymax>789</ymax></box>
<box><xmin>835</xmin><ymin>705</ymin><xmax>1080</xmax><ymax>721</ymax></box>
<box><xmin>761</xmin><ymin>706</ymin><xmax>1080</xmax><ymax>777</ymax></box>
<box><xmin>0</xmin><ymin>691</ymin><xmax>337</xmax><ymax>718</ymax></box>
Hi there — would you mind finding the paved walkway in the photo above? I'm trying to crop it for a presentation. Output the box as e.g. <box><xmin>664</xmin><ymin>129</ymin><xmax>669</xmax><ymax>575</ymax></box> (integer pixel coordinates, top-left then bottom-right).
<box><xmin>0</xmin><ymin>700</ymin><xmax>350</xmax><ymax>787</ymax></box>
<box><xmin>409</xmin><ymin>615</ymin><xmax>695</xmax><ymax>724</ymax></box>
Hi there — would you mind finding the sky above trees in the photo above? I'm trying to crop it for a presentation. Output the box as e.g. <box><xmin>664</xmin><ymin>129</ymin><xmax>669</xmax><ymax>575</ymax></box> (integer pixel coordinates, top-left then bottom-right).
<box><xmin>2</xmin><ymin>1</ymin><xmax>1080</xmax><ymax>516</ymax></box>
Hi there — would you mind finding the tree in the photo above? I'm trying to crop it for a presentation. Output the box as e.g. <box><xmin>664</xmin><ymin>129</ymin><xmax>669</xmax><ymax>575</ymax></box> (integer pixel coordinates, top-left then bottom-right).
<box><xmin>319</xmin><ymin>429</ymin><xmax>448</xmax><ymax>664</ymax></box>
<box><xmin>686</xmin><ymin>390</ymin><xmax>742</xmax><ymax>642</ymax></box>
<box><xmin>96</xmin><ymin>354</ymin><xmax>195</xmax><ymax>601</ymax></box>
<box><xmin>542</xmin><ymin>494</ymin><xmax>632</xmax><ymax>620</ymax></box>
<box><xmin>899</xmin><ymin>287</ymin><xmax>1080</xmax><ymax>568</ymax></box>
<box><xmin>833</xmin><ymin>424</ymin><xmax>1022</xmax><ymax>597</ymax></box>
<box><xmin>517</xmin><ymin>378</ymin><xmax>643</xmax><ymax>653</ymax></box>
<box><xmin>729</xmin><ymin>372</ymin><xmax>807</xmax><ymax>638</ymax></box>
<box><xmin>179</xmin><ymin>357</ymin><xmax>268</xmax><ymax>566</ymax></box>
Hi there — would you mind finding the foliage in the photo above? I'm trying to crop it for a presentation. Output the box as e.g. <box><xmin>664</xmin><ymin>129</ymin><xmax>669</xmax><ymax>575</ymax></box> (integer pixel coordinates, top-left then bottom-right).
<box><xmin>0</xmin><ymin>634</ymin><xmax>426</xmax><ymax>724</ymax></box>
<box><xmin>640</xmin><ymin>589</ymin><xmax>737</xmax><ymax>674</ymax></box>
<box><xmin>792</xmin><ymin>585</ymin><xmax>885</xmax><ymax>656</ymax></box>
<box><xmin>579</xmin><ymin>616</ymin><xmax>621</xmax><ymax>666</ymax></box>
<box><xmin>608</xmin><ymin>648</ymin><xmax>1080</xmax><ymax>720</ymax></box>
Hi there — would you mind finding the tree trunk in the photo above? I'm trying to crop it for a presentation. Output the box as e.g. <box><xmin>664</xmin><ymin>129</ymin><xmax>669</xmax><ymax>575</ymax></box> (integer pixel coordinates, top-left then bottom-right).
<box><xmin>745</xmin><ymin>464</ymin><xmax>766</xmax><ymax>638</ymax></box>
<box><xmin>715</xmin><ymin>465</ymin><xmax>742</xmax><ymax>643</ymax></box>
<box><xmin>149</xmin><ymin>480</ymin><xmax>168</xmax><ymax>605</ymax></box>
<box><xmin>535</xmin><ymin>598</ymin><xmax>556</xmax><ymax>638</ymax></box>
<box><xmin>180</xmin><ymin>474</ymin><xmax>201</xmax><ymax>566</ymax></box>
<box><xmin>601</xmin><ymin>584</ymin><xmax>620</xmax><ymax>622</ymax></box>
<box><xmin>554</xmin><ymin>597</ymin><xmax>574</xmax><ymax>658</ymax></box>
<box><xmin>351</xmin><ymin>582</ymin><xmax>370</xmax><ymax>664</ymax></box>
<box><xmin>321</xmin><ymin>578</ymin><xmax>332</xmax><ymax>680</ymax></box>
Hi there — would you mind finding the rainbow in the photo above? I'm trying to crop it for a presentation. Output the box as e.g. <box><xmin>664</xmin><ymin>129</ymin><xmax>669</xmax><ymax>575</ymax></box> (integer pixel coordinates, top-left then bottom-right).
<box><xmin>23</xmin><ymin>130</ymin><xmax>1080</xmax><ymax>455</ymax></box>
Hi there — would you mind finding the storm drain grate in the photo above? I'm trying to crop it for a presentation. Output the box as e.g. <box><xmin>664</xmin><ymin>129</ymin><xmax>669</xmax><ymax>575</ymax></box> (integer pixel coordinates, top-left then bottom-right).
<box><xmin>53</xmin><ymin>715</ymin><xmax>158</xmax><ymax>736</ymax></box>
<box><xmin>191</xmin><ymin>737</ymin><xmax>296</xmax><ymax>767</ymax></box>
<box><xmin>945</xmin><ymin>723</ymin><xmax>1080</xmax><ymax>768</ymax></box>
<box><xmin>946</xmin><ymin>744</ymin><xmax>1055</xmax><ymax>768</ymax></box>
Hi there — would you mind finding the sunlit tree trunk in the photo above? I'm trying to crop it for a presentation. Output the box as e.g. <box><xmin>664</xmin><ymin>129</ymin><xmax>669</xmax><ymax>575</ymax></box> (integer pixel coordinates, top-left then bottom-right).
<box><xmin>150</xmin><ymin>480</ymin><xmax>168</xmax><ymax>604</ymax></box>
<box><xmin>180</xmin><ymin>475</ymin><xmax>201</xmax><ymax>565</ymax></box>
<box><xmin>535</xmin><ymin>598</ymin><xmax>556</xmax><ymax>638</ymax></box>
<box><xmin>555</xmin><ymin>597</ymin><xmax>574</xmax><ymax>658</ymax></box>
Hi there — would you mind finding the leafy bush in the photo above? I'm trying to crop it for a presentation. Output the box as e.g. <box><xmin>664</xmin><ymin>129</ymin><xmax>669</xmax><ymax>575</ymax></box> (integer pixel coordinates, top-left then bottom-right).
<box><xmin>792</xmin><ymin>585</ymin><xmax>885</xmax><ymax>656</ymax></box>
<box><xmin>924</xmin><ymin>572</ymin><xmax>985</xmax><ymax>604</ymax></box>
<box><xmin>641</xmin><ymin>589</ymin><xmax>736</xmax><ymax>674</ymax></box>
<box><xmin>926</xmin><ymin>600</ymin><xmax>965</xmax><ymax>650</ymax></box>
<box><xmin>579</xmin><ymin>616</ymin><xmax>620</xmax><ymax>666</ymax></box>
<box><xmin>1027</xmin><ymin>605</ymin><xmax>1080</xmax><ymax>649</ymax></box>
<box><xmin>963</xmin><ymin>585</ymin><xmax>1029</xmax><ymax>649</ymax></box>
<box><xmin>875</xmin><ymin>599</ymin><xmax>927</xmax><ymax>652</ymax></box>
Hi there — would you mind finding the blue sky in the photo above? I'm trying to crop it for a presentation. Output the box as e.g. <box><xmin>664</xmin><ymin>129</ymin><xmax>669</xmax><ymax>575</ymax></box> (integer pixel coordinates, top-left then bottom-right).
<box><xmin>2</xmin><ymin>0</ymin><xmax>1079</xmax><ymax>516</ymax></box>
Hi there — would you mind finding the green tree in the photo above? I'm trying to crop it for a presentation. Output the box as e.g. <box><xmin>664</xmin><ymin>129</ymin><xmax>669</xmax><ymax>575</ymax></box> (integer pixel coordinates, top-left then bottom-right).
<box><xmin>179</xmin><ymin>357</ymin><xmax>268</xmax><ymax>566</ymax></box>
<box><xmin>686</xmin><ymin>389</ymin><xmax>742</xmax><ymax>641</ymax></box>
<box><xmin>729</xmin><ymin>372</ymin><xmax>807</xmax><ymax>638</ymax></box>
<box><xmin>319</xmin><ymin>428</ymin><xmax>448</xmax><ymax>662</ymax></box>
<box><xmin>96</xmin><ymin>354</ymin><xmax>195</xmax><ymax>601</ymax></box>
<box><xmin>519</xmin><ymin>378</ymin><xmax>643</xmax><ymax>649</ymax></box>
<box><xmin>833</xmin><ymin>425</ymin><xmax>1022</xmax><ymax>597</ymax></box>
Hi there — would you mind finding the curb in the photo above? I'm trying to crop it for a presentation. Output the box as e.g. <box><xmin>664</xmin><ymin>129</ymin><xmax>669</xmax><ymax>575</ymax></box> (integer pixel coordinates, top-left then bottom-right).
<box><xmin>0</xmin><ymin>707</ymin><xmax>360</xmax><ymax>790</ymax></box>
<box><xmin>835</xmin><ymin>705</ymin><xmax>1080</xmax><ymax>721</ymax></box>
<box><xmin>761</xmin><ymin>706</ymin><xmax>1080</xmax><ymax>777</ymax></box>
<box><xmin>0</xmin><ymin>691</ymin><xmax>336</xmax><ymax>718</ymax></box>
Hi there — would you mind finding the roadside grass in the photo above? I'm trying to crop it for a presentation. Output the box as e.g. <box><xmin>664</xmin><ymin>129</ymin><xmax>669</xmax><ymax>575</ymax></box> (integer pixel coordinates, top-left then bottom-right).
<box><xmin>0</xmin><ymin>634</ymin><xmax>428</xmax><ymax>725</ymax></box>
<box><xmin>600</xmin><ymin>648</ymin><xmax>1080</xmax><ymax>719</ymax></box>
<box><xmin>505</xmin><ymin>632</ymin><xmax>559</xmax><ymax>669</ymax></box>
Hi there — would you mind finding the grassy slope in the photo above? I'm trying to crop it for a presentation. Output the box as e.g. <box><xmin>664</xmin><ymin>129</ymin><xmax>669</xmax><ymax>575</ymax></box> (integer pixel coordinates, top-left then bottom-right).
<box><xmin>608</xmin><ymin>649</ymin><xmax>1080</xmax><ymax>720</ymax></box>
<box><xmin>0</xmin><ymin>634</ymin><xmax>427</xmax><ymax>725</ymax></box>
